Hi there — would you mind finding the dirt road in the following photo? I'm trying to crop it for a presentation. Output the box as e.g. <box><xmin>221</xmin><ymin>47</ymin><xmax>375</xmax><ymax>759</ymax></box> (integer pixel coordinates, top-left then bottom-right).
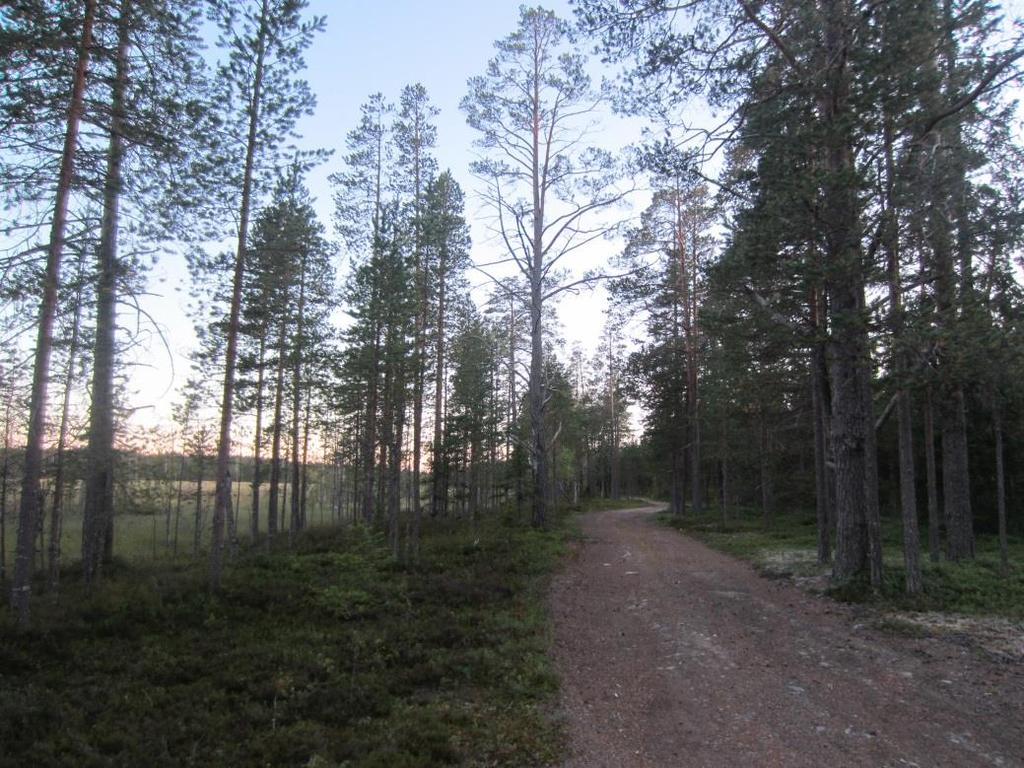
<box><xmin>550</xmin><ymin>504</ymin><xmax>1024</xmax><ymax>767</ymax></box>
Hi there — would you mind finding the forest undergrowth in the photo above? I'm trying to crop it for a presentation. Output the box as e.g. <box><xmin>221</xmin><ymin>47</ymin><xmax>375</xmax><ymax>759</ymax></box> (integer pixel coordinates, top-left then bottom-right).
<box><xmin>659</xmin><ymin>507</ymin><xmax>1024</xmax><ymax>620</ymax></box>
<box><xmin>0</xmin><ymin>502</ymin><xmax>614</xmax><ymax>767</ymax></box>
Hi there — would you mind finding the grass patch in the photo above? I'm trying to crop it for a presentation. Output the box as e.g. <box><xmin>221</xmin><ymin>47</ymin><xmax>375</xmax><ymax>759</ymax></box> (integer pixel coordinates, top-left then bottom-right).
<box><xmin>659</xmin><ymin>505</ymin><xmax>1024</xmax><ymax>619</ymax></box>
<box><xmin>568</xmin><ymin>496</ymin><xmax>650</xmax><ymax>513</ymax></box>
<box><xmin>0</xmin><ymin>514</ymin><xmax>571</xmax><ymax>767</ymax></box>
<box><xmin>870</xmin><ymin>616</ymin><xmax>933</xmax><ymax>639</ymax></box>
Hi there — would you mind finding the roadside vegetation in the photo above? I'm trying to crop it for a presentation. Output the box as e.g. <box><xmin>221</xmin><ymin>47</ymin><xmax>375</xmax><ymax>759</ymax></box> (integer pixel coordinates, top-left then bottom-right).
<box><xmin>659</xmin><ymin>506</ymin><xmax>1024</xmax><ymax>620</ymax></box>
<box><xmin>0</xmin><ymin>508</ymin><xmax>584</xmax><ymax>767</ymax></box>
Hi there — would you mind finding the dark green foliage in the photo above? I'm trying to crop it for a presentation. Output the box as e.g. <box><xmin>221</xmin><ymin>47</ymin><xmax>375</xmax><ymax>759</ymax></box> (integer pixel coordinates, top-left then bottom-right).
<box><xmin>0</xmin><ymin>518</ymin><xmax>568</xmax><ymax>766</ymax></box>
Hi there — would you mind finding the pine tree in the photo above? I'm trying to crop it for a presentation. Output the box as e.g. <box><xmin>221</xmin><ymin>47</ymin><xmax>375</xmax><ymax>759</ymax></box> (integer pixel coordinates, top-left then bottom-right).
<box><xmin>463</xmin><ymin>6</ymin><xmax>625</xmax><ymax>526</ymax></box>
<box><xmin>9</xmin><ymin>0</ymin><xmax>94</xmax><ymax>624</ymax></box>
<box><xmin>393</xmin><ymin>84</ymin><xmax>439</xmax><ymax>538</ymax></box>
<box><xmin>205</xmin><ymin>0</ymin><xmax>324</xmax><ymax>587</ymax></box>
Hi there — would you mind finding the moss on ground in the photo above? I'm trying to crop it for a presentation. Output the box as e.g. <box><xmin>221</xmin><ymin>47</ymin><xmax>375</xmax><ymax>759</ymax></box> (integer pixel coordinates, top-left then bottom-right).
<box><xmin>0</xmin><ymin>514</ymin><xmax>573</xmax><ymax>767</ymax></box>
<box><xmin>659</xmin><ymin>506</ymin><xmax>1024</xmax><ymax>619</ymax></box>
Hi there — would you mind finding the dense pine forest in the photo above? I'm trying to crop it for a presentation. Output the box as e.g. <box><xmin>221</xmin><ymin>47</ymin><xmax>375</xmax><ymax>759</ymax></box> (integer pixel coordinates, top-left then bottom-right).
<box><xmin>2</xmin><ymin>1</ymin><xmax>1024</xmax><ymax>765</ymax></box>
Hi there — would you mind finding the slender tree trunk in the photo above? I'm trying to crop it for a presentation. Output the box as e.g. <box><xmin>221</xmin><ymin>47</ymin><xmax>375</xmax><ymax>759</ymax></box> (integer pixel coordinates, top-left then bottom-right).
<box><xmin>173</xmin><ymin>450</ymin><xmax>185</xmax><ymax>556</ymax></box>
<box><xmin>893</xmin><ymin>388</ymin><xmax>923</xmax><ymax>588</ymax></box>
<box><xmin>719</xmin><ymin>412</ymin><xmax>729</xmax><ymax>523</ymax></box>
<box><xmin>229</xmin><ymin>455</ymin><xmax>239</xmax><ymax>552</ymax></box>
<box><xmin>0</xmin><ymin>469</ymin><xmax>7</xmax><ymax>584</ymax></box>
<box><xmin>11</xmin><ymin>0</ymin><xmax>95</xmax><ymax>625</ymax></box>
<box><xmin>290</xmin><ymin>252</ymin><xmax>307</xmax><ymax>535</ymax></box>
<box><xmin>49</xmin><ymin>260</ymin><xmax>85</xmax><ymax>589</ymax></box>
<box><xmin>361</xmin><ymin>325</ymin><xmax>380</xmax><ymax>525</ymax></box>
<box><xmin>300</xmin><ymin>389</ymin><xmax>311</xmax><ymax>529</ymax></box>
<box><xmin>164</xmin><ymin>454</ymin><xmax>174</xmax><ymax>549</ymax></box>
<box><xmin>280</xmin><ymin>447</ymin><xmax>290</xmax><ymax>534</ymax></box>
<box><xmin>210</xmin><ymin>0</ymin><xmax>270</xmax><ymax>588</ymax></box>
<box><xmin>431</xmin><ymin>254</ymin><xmax>448</xmax><ymax>519</ymax></box>
<box><xmin>811</xmin><ymin>368</ymin><xmax>831</xmax><ymax>562</ymax></box>
<box><xmin>687</xmin><ymin>272</ymin><xmax>701</xmax><ymax>517</ymax></box>
<box><xmin>251</xmin><ymin>335</ymin><xmax>266</xmax><ymax>541</ymax></box>
<box><xmin>923</xmin><ymin>386</ymin><xmax>941</xmax><ymax>561</ymax></box>
<box><xmin>608</xmin><ymin>356</ymin><xmax>621</xmax><ymax>500</ymax></box>
<box><xmin>528</xmin><ymin>275</ymin><xmax>548</xmax><ymax>526</ymax></box>
<box><xmin>670</xmin><ymin>449</ymin><xmax>684</xmax><ymax>516</ymax></box>
<box><xmin>1</xmin><ymin>397</ymin><xmax>13</xmax><ymax>583</ymax></box>
<box><xmin>508</xmin><ymin>298</ymin><xmax>522</xmax><ymax>515</ymax></box>
<box><xmin>880</xmin><ymin>134</ymin><xmax>922</xmax><ymax>591</ymax></box>
<box><xmin>810</xmin><ymin>282</ymin><xmax>833</xmax><ymax>563</ymax></box>
<box><xmin>469</xmin><ymin>438</ymin><xmax>480</xmax><ymax>521</ymax></box>
<box><xmin>351</xmin><ymin>417</ymin><xmax>361</xmax><ymax>523</ymax></box>
<box><xmin>920</xmin><ymin>2</ymin><xmax>973</xmax><ymax>564</ymax></box>
<box><xmin>528</xmin><ymin>54</ymin><xmax>550</xmax><ymax>528</ymax></box>
<box><xmin>994</xmin><ymin>407</ymin><xmax>1008</xmax><ymax>574</ymax></box>
<box><xmin>689</xmin><ymin>381</ymin><xmax>700</xmax><ymax>515</ymax></box>
<box><xmin>859</xmin><ymin>355</ymin><xmax>884</xmax><ymax>589</ymax></box>
<box><xmin>387</xmin><ymin>369</ymin><xmax>406</xmax><ymax>557</ymax></box>
<box><xmin>268</xmin><ymin>320</ymin><xmax>287</xmax><ymax>539</ymax></box>
<box><xmin>81</xmin><ymin>0</ymin><xmax>130</xmax><ymax>583</ymax></box>
<box><xmin>760</xmin><ymin>409</ymin><xmax>773</xmax><ymax>527</ymax></box>
<box><xmin>193</xmin><ymin>452</ymin><xmax>204</xmax><ymax>556</ymax></box>
<box><xmin>411</xmin><ymin>148</ymin><xmax>425</xmax><ymax>559</ymax></box>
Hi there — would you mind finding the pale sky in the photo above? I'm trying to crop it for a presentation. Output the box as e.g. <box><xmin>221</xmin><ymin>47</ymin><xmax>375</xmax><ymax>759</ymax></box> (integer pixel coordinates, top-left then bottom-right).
<box><xmin>132</xmin><ymin>0</ymin><xmax>648</xmax><ymax>432</ymax></box>
<box><xmin>99</xmin><ymin>0</ymin><xmax>1024</xmax><ymax>438</ymax></box>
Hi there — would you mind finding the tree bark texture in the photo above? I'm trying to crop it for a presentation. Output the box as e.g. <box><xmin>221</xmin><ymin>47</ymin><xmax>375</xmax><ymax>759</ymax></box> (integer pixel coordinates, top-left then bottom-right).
<box><xmin>12</xmin><ymin>0</ymin><xmax>95</xmax><ymax>625</ymax></box>
<box><xmin>83</xmin><ymin>0</ymin><xmax>130</xmax><ymax>583</ymax></box>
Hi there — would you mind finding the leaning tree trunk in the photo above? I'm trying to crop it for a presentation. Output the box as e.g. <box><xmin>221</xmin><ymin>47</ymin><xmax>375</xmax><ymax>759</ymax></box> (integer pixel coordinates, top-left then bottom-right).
<box><xmin>11</xmin><ymin>0</ymin><xmax>95</xmax><ymax>625</ymax></box>
<box><xmin>83</xmin><ymin>0</ymin><xmax>130</xmax><ymax>583</ymax></box>
<box><xmin>210</xmin><ymin>0</ymin><xmax>270</xmax><ymax>588</ymax></box>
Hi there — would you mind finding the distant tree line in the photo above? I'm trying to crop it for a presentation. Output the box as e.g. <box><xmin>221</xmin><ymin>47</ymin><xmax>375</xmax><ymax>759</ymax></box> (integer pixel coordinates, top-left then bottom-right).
<box><xmin>4</xmin><ymin>0</ymin><xmax>1023</xmax><ymax>626</ymax></box>
<box><xmin>1</xmin><ymin>3</ymin><xmax>635</xmax><ymax>625</ymax></box>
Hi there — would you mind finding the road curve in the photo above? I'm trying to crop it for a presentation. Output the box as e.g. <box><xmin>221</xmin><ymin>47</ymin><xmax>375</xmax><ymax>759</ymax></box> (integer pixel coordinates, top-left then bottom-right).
<box><xmin>550</xmin><ymin>504</ymin><xmax>1023</xmax><ymax>767</ymax></box>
